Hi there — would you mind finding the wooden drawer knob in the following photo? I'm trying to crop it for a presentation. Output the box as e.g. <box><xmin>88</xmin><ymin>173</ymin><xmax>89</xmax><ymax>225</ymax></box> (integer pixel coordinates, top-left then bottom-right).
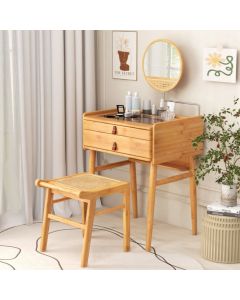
<box><xmin>112</xmin><ymin>126</ymin><xmax>117</xmax><ymax>134</ymax></box>
<box><xmin>112</xmin><ymin>142</ymin><xmax>117</xmax><ymax>151</ymax></box>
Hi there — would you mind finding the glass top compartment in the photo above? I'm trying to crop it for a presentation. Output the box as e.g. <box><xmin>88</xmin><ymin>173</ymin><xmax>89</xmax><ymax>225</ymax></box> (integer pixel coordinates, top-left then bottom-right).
<box><xmin>102</xmin><ymin>113</ymin><xmax>163</xmax><ymax>124</ymax></box>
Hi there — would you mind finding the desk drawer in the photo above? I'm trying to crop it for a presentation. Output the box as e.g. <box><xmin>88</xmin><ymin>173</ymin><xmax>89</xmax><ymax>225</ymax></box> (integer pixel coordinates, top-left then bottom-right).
<box><xmin>84</xmin><ymin>120</ymin><xmax>151</xmax><ymax>140</ymax></box>
<box><xmin>83</xmin><ymin>130</ymin><xmax>151</xmax><ymax>159</ymax></box>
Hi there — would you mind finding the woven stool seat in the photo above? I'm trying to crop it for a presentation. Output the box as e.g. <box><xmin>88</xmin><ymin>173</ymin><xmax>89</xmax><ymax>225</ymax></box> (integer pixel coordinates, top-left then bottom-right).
<box><xmin>35</xmin><ymin>172</ymin><xmax>130</xmax><ymax>267</ymax></box>
<box><xmin>36</xmin><ymin>173</ymin><xmax>128</xmax><ymax>199</ymax></box>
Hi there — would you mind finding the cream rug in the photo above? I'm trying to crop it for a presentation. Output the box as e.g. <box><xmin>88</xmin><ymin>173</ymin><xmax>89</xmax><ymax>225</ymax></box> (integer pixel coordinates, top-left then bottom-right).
<box><xmin>0</xmin><ymin>213</ymin><xmax>238</xmax><ymax>270</ymax></box>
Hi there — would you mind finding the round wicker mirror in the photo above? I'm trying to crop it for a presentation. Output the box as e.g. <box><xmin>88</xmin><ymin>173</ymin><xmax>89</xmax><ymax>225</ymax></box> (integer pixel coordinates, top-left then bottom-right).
<box><xmin>142</xmin><ymin>39</ymin><xmax>183</xmax><ymax>92</ymax></box>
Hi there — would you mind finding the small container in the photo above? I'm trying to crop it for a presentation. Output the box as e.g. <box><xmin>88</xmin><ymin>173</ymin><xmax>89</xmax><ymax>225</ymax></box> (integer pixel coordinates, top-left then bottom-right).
<box><xmin>166</xmin><ymin>101</ymin><xmax>175</xmax><ymax>112</ymax></box>
<box><xmin>124</xmin><ymin>111</ymin><xmax>132</xmax><ymax>118</ymax></box>
<box><xmin>151</xmin><ymin>104</ymin><xmax>157</xmax><ymax>115</ymax></box>
<box><xmin>143</xmin><ymin>99</ymin><xmax>151</xmax><ymax>114</ymax></box>
<box><xmin>157</xmin><ymin>108</ymin><xmax>167</xmax><ymax>120</ymax></box>
<box><xmin>132</xmin><ymin>92</ymin><xmax>141</xmax><ymax>116</ymax></box>
<box><xmin>164</xmin><ymin>110</ymin><xmax>175</xmax><ymax>121</ymax></box>
<box><xmin>159</xmin><ymin>98</ymin><xmax>165</xmax><ymax>109</ymax></box>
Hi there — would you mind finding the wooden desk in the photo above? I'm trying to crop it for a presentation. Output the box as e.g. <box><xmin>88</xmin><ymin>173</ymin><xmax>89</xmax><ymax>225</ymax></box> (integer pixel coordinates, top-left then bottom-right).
<box><xmin>83</xmin><ymin>109</ymin><xmax>203</xmax><ymax>251</ymax></box>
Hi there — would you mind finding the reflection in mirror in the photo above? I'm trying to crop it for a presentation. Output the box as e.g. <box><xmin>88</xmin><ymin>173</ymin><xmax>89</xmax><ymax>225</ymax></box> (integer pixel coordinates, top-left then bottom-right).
<box><xmin>143</xmin><ymin>39</ymin><xmax>183</xmax><ymax>92</ymax></box>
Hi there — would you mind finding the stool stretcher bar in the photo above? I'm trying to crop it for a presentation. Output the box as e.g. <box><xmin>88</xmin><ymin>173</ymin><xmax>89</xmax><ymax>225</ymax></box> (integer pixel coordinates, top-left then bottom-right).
<box><xmin>95</xmin><ymin>205</ymin><xmax>125</xmax><ymax>216</ymax></box>
<box><xmin>52</xmin><ymin>197</ymin><xmax>70</xmax><ymax>204</ymax></box>
<box><xmin>48</xmin><ymin>213</ymin><xmax>86</xmax><ymax>230</ymax></box>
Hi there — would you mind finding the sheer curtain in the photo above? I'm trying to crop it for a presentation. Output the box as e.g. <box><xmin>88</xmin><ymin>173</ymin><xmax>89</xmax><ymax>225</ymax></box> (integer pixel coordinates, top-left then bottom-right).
<box><xmin>0</xmin><ymin>30</ymin><xmax>97</xmax><ymax>229</ymax></box>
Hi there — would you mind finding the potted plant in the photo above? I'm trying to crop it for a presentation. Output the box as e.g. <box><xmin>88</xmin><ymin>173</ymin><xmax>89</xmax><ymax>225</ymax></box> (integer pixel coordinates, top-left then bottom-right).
<box><xmin>192</xmin><ymin>98</ymin><xmax>240</xmax><ymax>207</ymax></box>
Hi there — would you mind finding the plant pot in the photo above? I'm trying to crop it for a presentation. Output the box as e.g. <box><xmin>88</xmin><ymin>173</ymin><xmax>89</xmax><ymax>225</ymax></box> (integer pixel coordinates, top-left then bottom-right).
<box><xmin>221</xmin><ymin>184</ymin><xmax>237</xmax><ymax>207</ymax></box>
<box><xmin>118</xmin><ymin>50</ymin><xmax>129</xmax><ymax>71</ymax></box>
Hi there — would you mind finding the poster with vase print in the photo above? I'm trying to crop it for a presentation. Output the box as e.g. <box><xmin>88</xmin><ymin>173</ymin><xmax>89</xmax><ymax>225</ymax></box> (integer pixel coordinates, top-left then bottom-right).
<box><xmin>203</xmin><ymin>48</ymin><xmax>237</xmax><ymax>83</ymax></box>
<box><xmin>112</xmin><ymin>31</ymin><xmax>137</xmax><ymax>80</ymax></box>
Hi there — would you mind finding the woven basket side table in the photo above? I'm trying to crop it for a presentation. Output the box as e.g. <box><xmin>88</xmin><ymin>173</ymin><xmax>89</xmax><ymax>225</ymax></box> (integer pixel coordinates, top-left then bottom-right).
<box><xmin>202</xmin><ymin>214</ymin><xmax>240</xmax><ymax>263</ymax></box>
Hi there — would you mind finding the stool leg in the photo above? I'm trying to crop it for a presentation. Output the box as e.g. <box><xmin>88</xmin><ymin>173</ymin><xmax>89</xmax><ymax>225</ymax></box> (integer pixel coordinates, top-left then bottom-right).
<box><xmin>123</xmin><ymin>188</ymin><xmax>130</xmax><ymax>251</ymax></box>
<box><xmin>81</xmin><ymin>202</ymin><xmax>87</xmax><ymax>237</ymax></box>
<box><xmin>130</xmin><ymin>161</ymin><xmax>138</xmax><ymax>218</ymax></box>
<box><xmin>40</xmin><ymin>188</ymin><xmax>53</xmax><ymax>252</ymax></box>
<box><xmin>81</xmin><ymin>199</ymin><xmax>96</xmax><ymax>267</ymax></box>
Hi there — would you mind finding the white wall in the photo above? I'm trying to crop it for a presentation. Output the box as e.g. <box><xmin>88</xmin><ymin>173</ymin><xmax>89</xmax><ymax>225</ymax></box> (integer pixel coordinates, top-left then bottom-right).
<box><xmin>96</xmin><ymin>30</ymin><xmax>240</xmax><ymax>230</ymax></box>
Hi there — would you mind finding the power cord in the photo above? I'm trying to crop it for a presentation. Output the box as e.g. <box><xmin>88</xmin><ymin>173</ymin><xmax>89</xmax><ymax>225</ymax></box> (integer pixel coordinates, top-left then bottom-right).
<box><xmin>0</xmin><ymin>222</ymin><xmax>186</xmax><ymax>270</ymax></box>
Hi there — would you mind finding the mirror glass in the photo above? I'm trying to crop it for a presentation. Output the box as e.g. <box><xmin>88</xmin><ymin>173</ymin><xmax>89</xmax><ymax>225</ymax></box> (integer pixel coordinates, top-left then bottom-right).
<box><xmin>143</xmin><ymin>39</ymin><xmax>183</xmax><ymax>92</ymax></box>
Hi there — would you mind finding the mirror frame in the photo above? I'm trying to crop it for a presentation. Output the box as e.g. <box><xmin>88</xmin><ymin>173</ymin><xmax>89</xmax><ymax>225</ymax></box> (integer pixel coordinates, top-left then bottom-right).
<box><xmin>142</xmin><ymin>39</ymin><xmax>183</xmax><ymax>92</ymax></box>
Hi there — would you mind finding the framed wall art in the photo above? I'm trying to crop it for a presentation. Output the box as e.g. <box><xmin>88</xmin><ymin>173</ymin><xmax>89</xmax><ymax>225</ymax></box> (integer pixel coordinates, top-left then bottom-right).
<box><xmin>112</xmin><ymin>31</ymin><xmax>137</xmax><ymax>80</ymax></box>
<box><xmin>203</xmin><ymin>48</ymin><xmax>237</xmax><ymax>83</ymax></box>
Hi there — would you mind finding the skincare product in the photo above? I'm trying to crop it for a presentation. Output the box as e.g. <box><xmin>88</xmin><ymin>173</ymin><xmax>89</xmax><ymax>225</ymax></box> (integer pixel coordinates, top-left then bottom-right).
<box><xmin>132</xmin><ymin>92</ymin><xmax>141</xmax><ymax>116</ymax></box>
<box><xmin>125</xmin><ymin>91</ymin><xmax>132</xmax><ymax>113</ymax></box>
<box><xmin>143</xmin><ymin>99</ymin><xmax>151</xmax><ymax>114</ymax></box>
<box><xmin>159</xmin><ymin>98</ymin><xmax>165</xmax><ymax>109</ymax></box>
<box><xmin>166</xmin><ymin>101</ymin><xmax>175</xmax><ymax>112</ymax></box>
<box><xmin>164</xmin><ymin>101</ymin><xmax>175</xmax><ymax>120</ymax></box>
<box><xmin>124</xmin><ymin>111</ymin><xmax>132</xmax><ymax>118</ymax></box>
<box><xmin>151</xmin><ymin>104</ymin><xmax>157</xmax><ymax>115</ymax></box>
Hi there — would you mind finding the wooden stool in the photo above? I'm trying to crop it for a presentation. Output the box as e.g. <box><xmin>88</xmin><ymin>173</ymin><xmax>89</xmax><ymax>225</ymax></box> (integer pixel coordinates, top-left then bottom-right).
<box><xmin>35</xmin><ymin>173</ymin><xmax>130</xmax><ymax>267</ymax></box>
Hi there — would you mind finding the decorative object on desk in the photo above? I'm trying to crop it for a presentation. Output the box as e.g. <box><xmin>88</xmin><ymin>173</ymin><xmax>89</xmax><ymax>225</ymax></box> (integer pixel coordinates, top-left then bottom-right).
<box><xmin>112</xmin><ymin>31</ymin><xmax>137</xmax><ymax>81</ymax></box>
<box><xmin>116</xmin><ymin>105</ymin><xmax>125</xmax><ymax>117</ymax></box>
<box><xmin>143</xmin><ymin>99</ymin><xmax>152</xmax><ymax>115</ymax></box>
<box><xmin>207</xmin><ymin>202</ymin><xmax>240</xmax><ymax>218</ymax></box>
<box><xmin>192</xmin><ymin>98</ymin><xmax>240</xmax><ymax>207</ymax></box>
<box><xmin>132</xmin><ymin>92</ymin><xmax>141</xmax><ymax>116</ymax></box>
<box><xmin>203</xmin><ymin>48</ymin><xmax>237</xmax><ymax>83</ymax></box>
<box><xmin>142</xmin><ymin>39</ymin><xmax>183</xmax><ymax>92</ymax></box>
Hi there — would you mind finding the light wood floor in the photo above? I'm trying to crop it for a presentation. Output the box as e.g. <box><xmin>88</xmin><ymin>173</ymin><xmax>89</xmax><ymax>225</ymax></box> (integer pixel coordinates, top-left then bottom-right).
<box><xmin>0</xmin><ymin>212</ymin><xmax>240</xmax><ymax>270</ymax></box>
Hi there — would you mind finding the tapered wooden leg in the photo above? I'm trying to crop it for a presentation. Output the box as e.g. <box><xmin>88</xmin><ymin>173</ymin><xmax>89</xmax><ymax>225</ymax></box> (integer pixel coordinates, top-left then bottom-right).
<box><xmin>129</xmin><ymin>161</ymin><xmax>138</xmax><ymax>218</ymax></box>
<box><xmin>81</xmin><ymin>199</ymin><xmax>96</xmax><ymax>267</ymax></box>
<box><xmin>189</xmin><ymin>157</ymin><xmax>197</xmax><ymax>235</ymax></box>
<box><xmin>81</xmin><ymin>202</ymin><xmax>87</xmax><ymax>237</ymax></box>
<box><xmin>146</xmin><ymin>164</ymin><xmax>157</xmax><ymax>252</ymax></box>
<box><xmin>123</xmin><ymin>187</ymin><xmax>130</xmax><ymax>251</ymax></box>
<box><xmin>40</xmin><ymin>188</ymin><xmax>53</xmax><ymax>252</ymax></box>
<box><xmin>89</xmin><ymin>150</ymin><xmax>96</xmax><ymax>174</ymax></box>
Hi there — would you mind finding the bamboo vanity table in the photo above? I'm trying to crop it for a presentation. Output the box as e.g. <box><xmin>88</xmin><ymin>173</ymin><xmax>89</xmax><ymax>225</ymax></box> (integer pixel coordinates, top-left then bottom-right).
<box><xmin>83</xmin><ymin>39</ymin><xmax>203</xmax><ymax>251</ymax></box>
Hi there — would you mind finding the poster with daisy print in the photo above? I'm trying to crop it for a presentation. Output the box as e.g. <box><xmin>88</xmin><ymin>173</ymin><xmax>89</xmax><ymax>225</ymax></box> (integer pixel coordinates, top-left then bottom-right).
<box><xmin>203</xmin><ymin>48</ymin><xmax>237</xmax><ymax>83</ymax></box>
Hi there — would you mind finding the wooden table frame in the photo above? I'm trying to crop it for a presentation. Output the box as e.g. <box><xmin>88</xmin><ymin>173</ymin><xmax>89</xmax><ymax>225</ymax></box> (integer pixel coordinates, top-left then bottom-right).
<box><xmin>83</xmin><ymin>109</ymin><xmax>203</xmax><ymax>251</ymax></box>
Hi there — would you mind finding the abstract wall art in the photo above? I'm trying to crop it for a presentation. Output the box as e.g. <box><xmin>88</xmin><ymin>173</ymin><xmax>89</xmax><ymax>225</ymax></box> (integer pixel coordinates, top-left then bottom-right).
<box><xmin>203</xmin><ymin>48</ymin><xmax>237</xmax><ymax>83</ymax></box>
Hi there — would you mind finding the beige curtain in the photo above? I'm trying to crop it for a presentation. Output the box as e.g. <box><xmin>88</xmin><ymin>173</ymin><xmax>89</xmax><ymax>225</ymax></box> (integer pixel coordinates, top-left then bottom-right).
<box><xmin>0</xmin><ymin>30</ymin><xmax>97</xmax><ymax>229</ymax></box>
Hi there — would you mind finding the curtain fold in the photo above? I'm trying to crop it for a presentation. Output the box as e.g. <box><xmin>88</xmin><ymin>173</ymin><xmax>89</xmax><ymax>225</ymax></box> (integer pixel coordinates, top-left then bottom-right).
<box><xmin>0</xmin><ymin>30</ymin><xmax>97</xmax><ymax>229</ymax></box>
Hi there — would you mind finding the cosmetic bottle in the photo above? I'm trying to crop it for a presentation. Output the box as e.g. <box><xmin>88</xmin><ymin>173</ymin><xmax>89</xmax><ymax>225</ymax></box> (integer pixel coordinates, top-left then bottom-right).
<box><xmin>132</xmin><ymin>92</ymin><xmax>141</xmax><ymax>117</ymax></box>
<box><xmin>143</xmin><ymin>99</ymin><xmax>151</xmax><ymax>114</ymax></box>
<box><xmin>165</xmin><ymin>101</ymin><xmax>176</xmax><ymax>120</ymax></box>
<box><xmin>151</xmin><ymin>104</ymin><xmax>157</xmax><ymax>115</ymax></box>
<box><xmin>159</xmin><ymin>98</ymin><xmax>165</xmax><ymax>109</ymax></box>
<box><xmin>125</xmin><ymin>91</ymin><xmax>132</xmax><ymax>113</ymax></box>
